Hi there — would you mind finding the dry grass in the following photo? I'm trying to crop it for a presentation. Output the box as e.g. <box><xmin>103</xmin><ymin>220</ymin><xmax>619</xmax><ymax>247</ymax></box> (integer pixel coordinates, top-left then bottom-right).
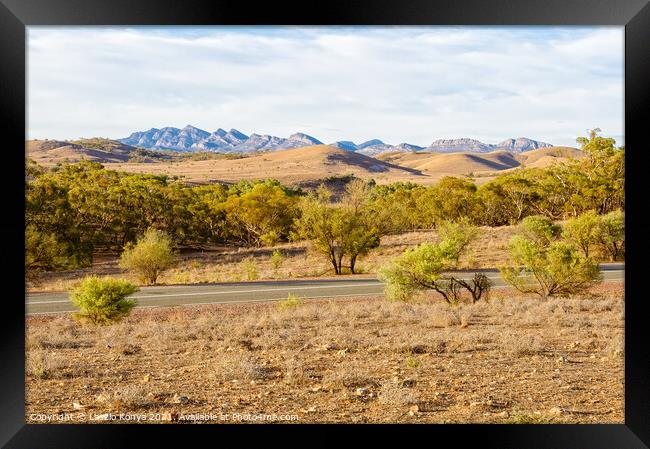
<box><xmin>27</xmin><ymin>226</ymin><xmax>517</xmax><ymax>292</ymax></box>
<box><xmin>26</xmin><ymin>282</ymin><xmax>624</xmax><ymax>423</ymax></box>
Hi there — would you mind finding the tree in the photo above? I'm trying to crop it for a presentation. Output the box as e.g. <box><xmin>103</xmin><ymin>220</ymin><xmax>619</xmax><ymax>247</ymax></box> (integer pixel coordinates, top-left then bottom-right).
<box><xmin>25</xmin><ymin>226</ymin><xmax>75</xmax><ymax>272</ymax></box>
<box><xmin>571</xmin><ymin>128</ymin><xmax>625</xmax><ymax>214</ymax></box>
<box><xmin>292</xmin><ymin>184</ymin><xmax>381</xmax><ymax>275</ymax></box>
<box><xmin>119</xmin><ymin>228</ymin><xmax>176</xmax><ymax>284</ymax></box>
<box><xmin>343</xmin><ymin>212</ymin><xmax>381</xmax><ymax>274</ymax></box>
<box><xmin>562</xmin><ymin>210</ymin><xmax>600</xmax><ymax>258</ymax></box>
<box><xmin>594</xmin><ymin>210</ymin><xmax>625</xmax><ymax>261</ymax></box>
<box><xmin>378</xmin><ymin>223</ymin><xmax>486</xmax><ymax>303</ymax></box>
<box><xmin>500</xmin><ymin>218</ymin><xmax>601</xmax><ymax>299</ymax></box>
<box><xmin>341</xmin><ymin>179</ymin><xmax>381</xmax><ymax>273</ymax></box>
<box><xmin>224</xmin><ymin>181</ymin><xmax>299</xmax><ymax>247</ymax></box>
<box><xmin>416</xmin><ymin>177</ymin><xmax>477</xmax><ymax>227</ymax></box>
<box><xmin>69</xmin><ymin>276</ymin><xmax>138</xmax><ymax>325</ymax></box>
<box><xmin>368</xmin><ymin>182</ymin><xmax>422</xmax><ymax>232</ymax></box>
<box><xmin>519</xmin><ymin>215</ymin><xmax>562</xmax><ymax>247</ymax></box>
<box><xmin>477</xmin><ymin>173</ymin><xmax>538</xmax><ymax>225</ymax></box>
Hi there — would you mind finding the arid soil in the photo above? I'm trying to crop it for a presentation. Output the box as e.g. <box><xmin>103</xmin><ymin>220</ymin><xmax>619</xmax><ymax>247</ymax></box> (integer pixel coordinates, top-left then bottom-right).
<box><xmin>25</xmin><ymin>282</ymin><xmax>624</xmax><ymax>424</ymax></box>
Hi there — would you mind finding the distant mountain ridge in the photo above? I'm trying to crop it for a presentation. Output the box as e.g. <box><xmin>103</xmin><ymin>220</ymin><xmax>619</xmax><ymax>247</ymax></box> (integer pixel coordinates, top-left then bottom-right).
<box><xmin>120</xmin><ymin>125</ymin><xmax>324</xmax><ymax>153</ymax></box>
<box><xmin>119</xmin><ymin>125</ymin><xmax>552</xmax><ymax>155</ymax></box>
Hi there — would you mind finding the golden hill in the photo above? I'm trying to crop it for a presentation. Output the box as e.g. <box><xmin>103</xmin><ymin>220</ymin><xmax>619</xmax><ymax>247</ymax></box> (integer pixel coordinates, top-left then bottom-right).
<box><xmin>514</xmin><ymin>146</ymin><xmax>584</xmax><ymax>167</ymax></box>
<box><xmin>377</xmin><ymin>146</ymin><xmax>582</xmax><ymax>184</ymax></box>
<box><xmin>104</xmin><ymin>144</ymin><xmax>429</xmax><ymax>186</ymax></box>
<box><xmin>26</xmin><ymin>139</ymin><xmax>135</xmax><ymax>165</ymax></box>
<box><xmin>27</xmin><ymin>140</ymin><xmax>583</xmax><ymax>187</ymax></box>
<box><xmin>376</xmin><ymin>150</ymin><xmax>519</xmax><ymax>177</ymax></box>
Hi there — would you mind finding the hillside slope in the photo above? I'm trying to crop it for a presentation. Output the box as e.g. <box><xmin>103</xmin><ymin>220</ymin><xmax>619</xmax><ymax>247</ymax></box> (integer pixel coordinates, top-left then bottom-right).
<box><xmin>26</xmin><ymin>139</ymin><xmax>138</xmax><ymax>165</ymax></box>
<box><xmin>105</xmin><ymin>144</ymin><xmax>427</xmax><ymax>185</ymax></box>
<box><xmin>377</xmin><ymin>146</ymin><xmax>581</xmax><ymax>180</ymax></box>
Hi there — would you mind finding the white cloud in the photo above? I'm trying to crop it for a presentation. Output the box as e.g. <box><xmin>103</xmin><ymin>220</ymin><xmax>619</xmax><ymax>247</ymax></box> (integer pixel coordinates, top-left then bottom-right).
<box><xmin>27</xmin><ymin>26</ymin><xmax>624</xmax><ymax>146</ymax></box>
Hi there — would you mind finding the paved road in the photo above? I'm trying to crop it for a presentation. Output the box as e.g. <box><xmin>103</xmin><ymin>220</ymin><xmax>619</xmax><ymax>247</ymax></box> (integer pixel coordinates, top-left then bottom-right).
<box><xmin>26</xmin><ymin>264</ymin><xmax>624</xmax><ymax>315</ymax></box>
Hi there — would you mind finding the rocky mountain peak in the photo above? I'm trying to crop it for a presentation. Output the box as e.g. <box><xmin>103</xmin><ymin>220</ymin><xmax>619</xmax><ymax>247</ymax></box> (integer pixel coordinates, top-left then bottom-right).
<box><xmin>357</xmin><ymin>139</ymin><xmax>384</xmax><ymax>149</ymax></box>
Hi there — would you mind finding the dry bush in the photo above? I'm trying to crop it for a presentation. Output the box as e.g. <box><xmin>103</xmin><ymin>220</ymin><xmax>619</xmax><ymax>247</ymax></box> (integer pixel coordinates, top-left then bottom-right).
<box><xmin>112</xmin><ymin>384</ymin><xmax>153</xmax><ymax>409</ymax></box>
<box><xmin>430</xmin><ymin>308</ymin><xmax>462</xmax><ymax>328</ymax></box>
<box><xmin>378</xmin><ymin>382</ymin><xmax>419</xmax><ymax>406</ymax></box>
<box><xmin>604</xmin><ymin>334</ymin><xmax>624</xmax><ymax>359</ymax></box>
<box><xmin>212</xmin><ymin>351</ymin><xmax>274</xmax><ymax>382</ymax></box>
<box><xmin>26</xmin><ymin>351</ymin><xmax>65</xmax><ymax>379</ymax></box>
<box><xmin>323</xmin><ymin>363</ymin><xmax>380</xmax><ymax>390</ymax></box>
<box><xmin>283</xmin><ymin>356</ymin><xmax>308</xmax><ymax>385</ymax></box>
<box><xmin>499</xmin><ymin>332</ymin><xmax>545</xmax><ymax>357</ymax></box>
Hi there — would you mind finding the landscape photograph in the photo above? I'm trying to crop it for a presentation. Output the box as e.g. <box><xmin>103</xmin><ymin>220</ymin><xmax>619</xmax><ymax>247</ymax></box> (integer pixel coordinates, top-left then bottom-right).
<box><xmin>25</xmin><ymin>25</ymin><xmax>625</xmax><ymax>424</ymax></box>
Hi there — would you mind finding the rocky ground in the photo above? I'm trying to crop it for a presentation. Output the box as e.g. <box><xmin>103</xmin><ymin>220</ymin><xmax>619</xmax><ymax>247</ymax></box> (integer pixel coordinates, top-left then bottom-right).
<box><xmin>25</xmin><ymin>282</ymin><xmax>624</xmax><ymax>424</ymax></box>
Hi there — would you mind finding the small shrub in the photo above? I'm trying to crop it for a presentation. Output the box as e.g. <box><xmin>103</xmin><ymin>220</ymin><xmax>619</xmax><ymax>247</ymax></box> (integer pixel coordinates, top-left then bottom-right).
<box><xmin>119</xmin><ymin>228</ymin><xmax>175</xmax><ymax>285</ymax></box>
<box><xmin>519</xmin><ymin>215</ymin><xmax>562</xmax><ymax>246</ymax></box>
<box><xmin>27</xmin><ymin>351</ymin><xmax>64</xmax><ymax>379</ymax></box>
<box><xmin>112</xmin><ymin>384</ymin><xmax>153</xmax><ymax>409</ymax></box>
<box><xmin>270</xmin><ymin>249</ymin><xmax>284</xmax><ymax>270</ymax></box>
<box><xmin>69</xmin><ymin>276</ymin><xmax>138</xmax><ymax>325</ymax></box>
<box><xmin>405</xmin><ymin>356</ymin><xmax>421</xmax><ymax>369</ymax></box>
<box><xmin>277</xmin><ymin>293</ymin><xmax>303</xmax><ymax>310</ymax></box>
<box><xmin>213</xmin><ymin>351</ymin><xmax>274</xmax><ymax>381</ymax></box>
<box><xmin>379</xmin><ymin>383</ymin><xmax>418</xmax><ymax>405</ymax></box>
<box><xmin>501</xmin><ymin>237</ymin><xmax>601</xmax><ymax>299</ymax></box>
<box><xmin>240</xmin><ymin>257</ymin><xmax>259</xmax><ymax>280</ymax></box>
<box><xmin>500</xmin><ymin>333</ymin><xmax>545</xmax><ymax>357</ymax></box>
<box><xmin>378</xmin><ymin>223</ymin><xmax>478</xmax><ymax>303</ymax></box>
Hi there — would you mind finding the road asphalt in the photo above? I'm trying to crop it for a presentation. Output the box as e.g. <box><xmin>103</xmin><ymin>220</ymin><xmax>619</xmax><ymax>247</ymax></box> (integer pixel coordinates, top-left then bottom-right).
<box><xmin>25</xmin><ymin>264</ymin><xmax>624</xmax><ymax>316</ymax></box>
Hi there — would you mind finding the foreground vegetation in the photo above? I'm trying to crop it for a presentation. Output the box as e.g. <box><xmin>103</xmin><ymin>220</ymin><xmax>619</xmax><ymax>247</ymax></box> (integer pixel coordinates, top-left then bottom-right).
<box><xmin>26</xmin><ymin>282</ymin><xmax>624</xmax><ymax>423</ymax></box>
<box><xmin>26</xmin><ymin>130</ymin><xmax>624</xmax><ymax>276</ymax></box>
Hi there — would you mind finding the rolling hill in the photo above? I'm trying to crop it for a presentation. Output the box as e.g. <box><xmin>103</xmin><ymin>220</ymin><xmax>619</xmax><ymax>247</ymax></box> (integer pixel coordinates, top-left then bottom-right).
<box><xmin>514</xmin><ymin>146</ymin><xmax>584</xmax><ymax>167</ymax></box>
<box><xmin>376</xmin><ymin>146</ymin><xmax>582</xmax><ymax>183</ymax></box>
<box><xmin>27</xmin><ymin>138</ymin><xmax>583</xmax><ymax>187</ymax></box>
<box><xmin>104</xmin><ymin>144</ymin><xmax>428</xmax><ymax>186</ymax></box>
<box><xmin>26</xmin><ymin>139</ymin><xmax>140</xmax><ymax>165</ymax></box>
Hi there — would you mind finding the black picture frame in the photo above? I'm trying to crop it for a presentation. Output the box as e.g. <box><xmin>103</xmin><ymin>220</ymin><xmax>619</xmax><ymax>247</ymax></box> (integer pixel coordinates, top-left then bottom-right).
<box><xmin>1</xmin><ymin>0</ymin><xmax>648</xmax><ymax>447</ymax></box>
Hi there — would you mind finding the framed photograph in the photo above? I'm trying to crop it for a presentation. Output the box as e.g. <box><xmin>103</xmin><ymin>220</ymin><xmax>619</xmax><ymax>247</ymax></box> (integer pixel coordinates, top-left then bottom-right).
<box><xmin>2</xmin><ymin>0</ymin><xmax>648</xmax><ymax>446</ymax></box>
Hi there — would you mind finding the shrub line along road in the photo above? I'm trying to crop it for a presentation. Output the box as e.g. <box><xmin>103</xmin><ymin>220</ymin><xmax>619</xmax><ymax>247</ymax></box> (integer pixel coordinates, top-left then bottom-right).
<box><xmin>25</xmin><ymin>264</ymin><xmax>624</xmax><ymax>316</ymax></box>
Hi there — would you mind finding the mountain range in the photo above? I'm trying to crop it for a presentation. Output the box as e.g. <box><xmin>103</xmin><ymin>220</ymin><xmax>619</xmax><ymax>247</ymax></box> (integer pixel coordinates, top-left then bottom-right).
<box><xmin>119</xmin><ymin>125</ymin><xmax>552</xmax><ymax>155</ymax></box>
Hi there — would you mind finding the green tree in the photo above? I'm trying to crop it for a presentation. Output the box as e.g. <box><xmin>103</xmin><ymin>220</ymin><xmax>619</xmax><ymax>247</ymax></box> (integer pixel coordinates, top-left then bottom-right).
<box><xmin>378</xmin><ymin>223</ymin><xmax>480</xmax><ymax>303</ymax></box>
<box><xmin>292</xmin><ymin>187</ymin><xmax>349</xmax><ymax>275</ymax></box>
<box><xmin>293</xmin><ymin>184</ymin><xmax>381</xmax><ymax>275</ymax></box>
<box><xmin>562</xmin><ymin>210</ymin><xmax>600</xmax><ymax>258</ymax></box>
<box><xmin>594</xmin><ymin>210</ymin><xmax>625</xmax><ymax>261</ymax></box>
<box><xmin>477</xmin><ymin>172</ymin><xmax>538</xmax><ymax>225</ymax></box>
<box><xmin>119</xmin><ymin>228</ymin><xmax>176</xmax><ymax>284</ymax></box>
<box><xmin>501</xmin><ymin>217</ymin><xmax>601</xmax><ymax>299</ymax></box>
<box><xmin>570</xmin><ymin>128</ymin><xmax>625</xmax><ymax>215</ymax></box>
<box><xmin>416</xmin><ymin>177</ymin><xmax>477</xmax><ymax>227</ymax></box>
<box><xmin>519</xmin><ymin>215</ymin><xmax>562</xmax><ymax>247</ymax></box>
<box><xmin>25</xmin><ymin>225</ymin><xmax>81</xmax><ymax>272</ymax></box>
<box><xmin>69</xmin><ymin>276</ymin><xmax>138</xmax><ymax>325</ymax></box>
<box><xmin>368</xmin><ymin>182</ymin><xmax>422</xmax><ymax>232</ymax></box>
<box><xmin>224</xmin><ymin>182</ymin><xmax>299</xmax><ymax>247</ymax></box>
<box><xmin>341</xmin><ymin>179</ymin><xmax>381</xmax><ymax>273</ymax></box>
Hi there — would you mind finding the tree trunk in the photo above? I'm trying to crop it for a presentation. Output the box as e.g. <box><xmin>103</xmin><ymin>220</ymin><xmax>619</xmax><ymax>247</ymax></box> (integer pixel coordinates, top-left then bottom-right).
<box><xmin>350</xmin><ymin>255</ymin><xmax>357</xmax><ymax>274</ymax></box>
<box><xmin>330</xmin><ymin>257</ymin><xmax>339</xmax><ymax>275</ymax></box>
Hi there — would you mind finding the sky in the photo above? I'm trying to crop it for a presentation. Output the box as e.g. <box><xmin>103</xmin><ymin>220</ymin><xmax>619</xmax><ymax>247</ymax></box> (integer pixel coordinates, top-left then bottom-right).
<box><xmin>27</xmin><ymin>26</ymin><xmax>624</xmax><ymax>147</ymax></box>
